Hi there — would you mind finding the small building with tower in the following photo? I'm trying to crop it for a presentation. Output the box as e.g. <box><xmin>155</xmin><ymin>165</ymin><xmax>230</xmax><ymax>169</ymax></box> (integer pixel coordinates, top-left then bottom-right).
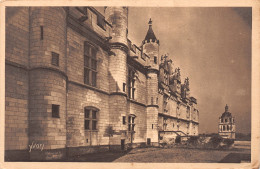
<box><xmin>219</xmin><ymin>104</ymin><xmax>236</xmax><ymax>139</ymax></box>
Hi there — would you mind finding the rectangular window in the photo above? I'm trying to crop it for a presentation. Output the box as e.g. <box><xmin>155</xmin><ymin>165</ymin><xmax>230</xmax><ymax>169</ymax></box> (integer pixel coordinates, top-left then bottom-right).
<box><xmin>84</xmin><ymin>68</ymin><xmax>90</xmax><ymax>85</ymax></box>
<box><xmin>84</xmin><ymin>108</ymin><xmax>98</xmax><ymax>131</ymax></box>
<box><xmin>85</xmin><ymin>120</ymin><xmax>90</xmax><ymax>130</ymax></box>
<box><xmin>163</xmin><ymin>118</ymin><xmax>167</xmax><ymax>130</ymax></box>
<box><xmin>85</xmin><ymin>109</ymin><xmax>90</xmax><ymax>118</ymax></box>
<box><xmin>51</xmin><ymin>52</ymin><xmax>59</xmax><ymax>66</ymax></box>
<box><xmin>97</xmin><ymin>15</ymin><xmax>106</xmax><ymax>30</ymax></box>
<box><xmin>128</xmin><ymin>124</ymin><xmax>131</xmax><ymax>131</ymax></box>
<box><xmin>52</xmin><ymin>104</ymin><xmax>60</xmax><ymax>118</ymax></box>
<box><xmin>123</xmin><ymin>83</ymin><xmax>126</xmax><ymax>92</ymax></box>
<box><xmin>84</xmin><ymin>42</ymin><xmax>97</xmax><ymax>87</ymax></box>
<box><xmin>92</xmin><ymin>120</ymin><xmax>97</xmax><ymax>130</ymax></box>
<box><xmin>132</xmin><ymin>88</ymin><xmax>135</xmax><ymax>100</ymax></box>
<box><xmin>122</xmin><ymin>116</ymin><xmax>126</xmax><ymax>125</ymax></box>
<box><xmin>92</xmin><ymin>71</ymin><xmax>97</xmax><ymax>87</ymax></box>
<box><xmin>128</xmin><ymin>115</ymin><xmax>135</xmax><ymax>132</ymax></box>
<box><xmin>92</xmin><ymin>110</ymin><xmax>97</xmax><ymax>119</ymax></box>
<box><xmin>128</xmin><ymin>69</ymin><xmax>135</xmax><ymax>99</ymax></box>
<box><xmin>154</xmin><ymin>56</ymin><xmax>157</xmax><ymax>64</ymax></box>
<box><xmin>40</xmin><ymin>26</ymin><xmax>43</xmax><ymax>40</ymax></box>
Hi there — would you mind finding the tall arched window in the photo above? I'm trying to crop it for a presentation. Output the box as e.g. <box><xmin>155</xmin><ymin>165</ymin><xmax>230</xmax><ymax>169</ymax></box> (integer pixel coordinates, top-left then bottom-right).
<box><xmin>84</xmin><ymin>107</ymin><xmax>99</xmax><ymax>131</ymax></box>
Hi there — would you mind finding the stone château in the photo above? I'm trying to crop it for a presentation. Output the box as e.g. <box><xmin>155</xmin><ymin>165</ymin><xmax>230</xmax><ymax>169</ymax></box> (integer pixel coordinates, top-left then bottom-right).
<box><xmin>5</xmin><ymin>7</ymin><xmax>199</xmax><ymax>161</ymax></box>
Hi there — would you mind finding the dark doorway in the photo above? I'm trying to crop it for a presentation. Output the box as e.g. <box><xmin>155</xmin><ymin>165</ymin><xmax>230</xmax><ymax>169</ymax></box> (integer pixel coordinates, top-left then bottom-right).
<box><xmin>121</xmin><ymin>139</ymin><xmax>125</xmax><ymax>150</ymax></box>
<box><xmin>147</xmin><ymin>138</ymin><xmax>151</xmax><ymax>146</ymax></box>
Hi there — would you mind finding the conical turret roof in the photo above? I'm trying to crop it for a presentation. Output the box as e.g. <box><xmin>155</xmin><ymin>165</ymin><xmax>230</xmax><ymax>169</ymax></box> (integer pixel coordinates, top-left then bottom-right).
<box><xmin>144</xmin><ymin>18</ymin><xmax>157</xmax><ymax>41</ymax></box>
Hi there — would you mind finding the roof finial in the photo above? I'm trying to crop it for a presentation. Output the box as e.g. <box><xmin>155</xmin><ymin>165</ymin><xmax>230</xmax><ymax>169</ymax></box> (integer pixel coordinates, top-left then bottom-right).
<box><xmin>225</xmin><ymin>104</ymin><xmax>229</xmax><ymax>112</ymax></box>
<box><xmin>148</xmin><ymin>18</ymin><xmax>152</xmax><ymax>26</ymax></box>
<box><xmin>143</xmin><ymin>18</ymin><xmax>158</xmax><ymax>43</ymax></box>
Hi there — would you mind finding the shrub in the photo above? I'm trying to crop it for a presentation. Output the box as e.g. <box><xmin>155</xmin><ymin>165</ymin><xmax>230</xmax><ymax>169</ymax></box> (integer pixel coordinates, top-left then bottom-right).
<box><xmin>209</xmin><ymin>135</ymin><xmax>223</xmax><ymax>148</ymax></box>
<box><xmin>223</xmin><ymin>139</ymin><xmax>235</xmax><ymax>146</ymax></box>
<box><xmin>175</xmin><ymin>136</ymin><xmax>181</xmax><ymax>143</ymax></box>
<box><xmin>187</xmin><ymin>136</ymin><xmax>199</xmax><ymax>145</ymax></box>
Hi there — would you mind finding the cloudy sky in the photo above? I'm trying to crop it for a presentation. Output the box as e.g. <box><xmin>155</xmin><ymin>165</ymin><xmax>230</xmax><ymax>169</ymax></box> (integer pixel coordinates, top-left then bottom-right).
<box><xmin>98</xmin><ymin>7</ymin><xmax>251</xmax><ymax>134</ymax></box>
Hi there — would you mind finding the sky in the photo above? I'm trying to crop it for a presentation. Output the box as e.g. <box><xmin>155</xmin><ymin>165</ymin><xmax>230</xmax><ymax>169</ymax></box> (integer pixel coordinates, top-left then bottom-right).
<box><xmin>97</xmin><ymin>7</ymin><xmax>252</xmax><ymax>134</ymax></box>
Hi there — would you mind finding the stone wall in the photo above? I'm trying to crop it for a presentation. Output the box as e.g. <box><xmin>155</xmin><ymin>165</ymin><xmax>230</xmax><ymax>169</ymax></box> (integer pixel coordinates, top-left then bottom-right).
<box><xmin>105</xmin><ymin>7</ymin><xmax>128</xmax><ymax>45</ymax></box>
<box><xmin>5</xmin><ymin>7</ymin><xmax>30</xmax><ymax>157</ymax></box>
<box><xmin>5</xmin><ymin>66</ymin><xmax>29</xmax><ymax>151</ymax></box>
<box><xmin>67</xmin><ymin>83</ymin><xmax>110</xmax><ymax>147</ymax></box>
<box><xmin>29</xmin><ymin>69</ymin><xmax>67</xmax><ymax>150</ymax></box>
<box><xmin>127</xmin><ymin>102</ymin><xmax>147</xmax><ymax>143</ymax></box>
<box><xmin>29</xmin><ymin>7</ymin><xmax>66</xmax><ymax>72</ymax></box>
<box><xmin>67</xmin><ymin>28</ymin><xmax>110</xmax><ymax>93</ymax></box>
<box><xmin>6</xmin><ymin>7</ymin><xmax>29</xmax><ymax>66</ymax></box>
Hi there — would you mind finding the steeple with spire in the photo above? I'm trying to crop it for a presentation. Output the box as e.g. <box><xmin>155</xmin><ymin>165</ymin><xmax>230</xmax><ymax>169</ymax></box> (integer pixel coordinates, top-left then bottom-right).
<box><xmin>143</xmin><ymin>18</ymin><xmax>159</xmax><ymax>44</ymax></box>
<box><xmin>225</xmin><ymin>104</ymin><xmax>229</xmax><ymax>112</ymax></box>
<box><xmin>144</xmin><ymin>18</ymin><xmax>158</xmax><ymax>43</ymax></box>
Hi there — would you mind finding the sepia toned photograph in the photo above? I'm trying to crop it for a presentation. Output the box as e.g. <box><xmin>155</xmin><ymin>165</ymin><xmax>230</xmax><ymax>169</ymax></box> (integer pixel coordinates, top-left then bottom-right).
<box><xmin>1</xmin><ymin>3</ymin><xmax>257</xmax><ymax>167</ymax></box>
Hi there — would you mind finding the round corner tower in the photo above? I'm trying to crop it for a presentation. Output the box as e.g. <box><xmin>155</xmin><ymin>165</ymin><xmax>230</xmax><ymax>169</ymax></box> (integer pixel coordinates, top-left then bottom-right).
<box><xmin>143</xmin><ymin>18</ymin><xmax>160</xmax><ymax>145</ymax></box>
<box><xmin>105</xmin><ymin>7</ymin><xmax>129</xmax><ymax>147</ymax></box>
<box><xmin>29</xmin><ymin>7</ymin><xmax>67</xmax><ymax>160</ymax></box>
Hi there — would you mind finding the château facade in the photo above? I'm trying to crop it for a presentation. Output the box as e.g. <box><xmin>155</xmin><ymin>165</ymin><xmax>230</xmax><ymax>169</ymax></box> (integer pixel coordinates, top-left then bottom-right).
<box><xmin>219</xmin><ymin>105</ymin><xmax>236</xmax><ymax>139</ymax></box>
<box><xmin>5</xmin><ymin>7</ymin><xmax>199</xmax><ymax>161</ymax></box>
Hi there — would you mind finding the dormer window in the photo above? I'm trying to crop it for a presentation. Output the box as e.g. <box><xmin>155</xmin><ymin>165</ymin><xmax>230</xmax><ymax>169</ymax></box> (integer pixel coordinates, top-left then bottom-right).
<box><xmin>97</xmin><ymin>15</ymin><xmax>106</xmax><ymax>30</ymax></box>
